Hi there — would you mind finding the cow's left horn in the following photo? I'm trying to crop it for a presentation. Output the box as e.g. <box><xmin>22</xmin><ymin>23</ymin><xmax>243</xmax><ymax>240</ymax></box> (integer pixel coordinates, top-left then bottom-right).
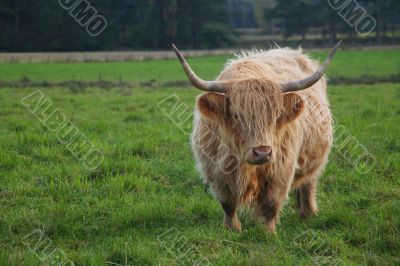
<box><xmin>280</xmin><ymin>40</ymin><xmax>342</xmax><ymax>93</ymax></box>
<box><xmin>172</xmin><ymin>44</ymin><xmax>229</xmax><ymax>93</ymax></box>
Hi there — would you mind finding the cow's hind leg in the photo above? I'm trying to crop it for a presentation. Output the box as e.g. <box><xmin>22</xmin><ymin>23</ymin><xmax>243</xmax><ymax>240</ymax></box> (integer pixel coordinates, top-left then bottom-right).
<box><xmin>295</xmin><ymin>178</ymin><xmax>318</xmax><ymax>219</ymax></box>
<box><xmin>294</xmin><ymin>133</ymin><xmax>331</xmax><ymax>219</ymax></box>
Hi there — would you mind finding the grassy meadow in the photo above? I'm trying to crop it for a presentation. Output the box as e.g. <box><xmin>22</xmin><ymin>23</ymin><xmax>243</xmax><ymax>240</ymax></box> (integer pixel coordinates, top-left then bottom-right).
<box><xmin>0</xmin><ymin>48</ymin><xmax>400</xmax><ymax>265</ymax></box>
<box><xmin>0</xmin><ymin>49</ymin><xmax>400</xmax><ymax>83</ymax></box>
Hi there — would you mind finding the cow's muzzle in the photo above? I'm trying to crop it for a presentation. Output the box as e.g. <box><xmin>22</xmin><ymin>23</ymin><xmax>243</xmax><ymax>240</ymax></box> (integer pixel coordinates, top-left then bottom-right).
<box><xmin>245</xmin><ymin>146</ymin><xmax>273</xmax><ymax>165</ymax></box>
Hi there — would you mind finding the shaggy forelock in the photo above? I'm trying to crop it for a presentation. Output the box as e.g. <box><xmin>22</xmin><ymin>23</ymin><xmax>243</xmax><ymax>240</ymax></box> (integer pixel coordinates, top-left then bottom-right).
<box><xmin>227</xmin><ymin>79</ymin><xmax>283</xmax><ymax>139</ymax></box>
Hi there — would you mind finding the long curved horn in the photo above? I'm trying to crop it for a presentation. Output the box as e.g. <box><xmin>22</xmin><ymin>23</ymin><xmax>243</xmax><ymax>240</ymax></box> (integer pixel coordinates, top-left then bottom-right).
<box><xmin>172</xmin><ymin>44</ymin><xmax>229</xmax><ymax>93</ymax></box>
<box><xmin>281</xmin><ymin>40</ymin><xmax>342</xmax><ymax>93</ymax></box>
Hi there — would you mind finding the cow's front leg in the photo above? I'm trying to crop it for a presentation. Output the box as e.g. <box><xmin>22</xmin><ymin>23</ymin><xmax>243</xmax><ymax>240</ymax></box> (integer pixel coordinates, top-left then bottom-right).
<box><xmin>259</xmin><ymin>197</ymin><xmax>280</xmax><ymax>233</ymax></box>
<box><xmin>212</xmin><ymin>177</ymin><xmax>242</xmax><ymax>232</ymax></box>
<box><xmin>220</xmin><ymin>201</ymin><xmax>242</xmax><ymax>232</ymax></box>
<box><xmin>257</xmin><ymin>180</ymin><xmax>290</xmax><ymax>233</ymax></box>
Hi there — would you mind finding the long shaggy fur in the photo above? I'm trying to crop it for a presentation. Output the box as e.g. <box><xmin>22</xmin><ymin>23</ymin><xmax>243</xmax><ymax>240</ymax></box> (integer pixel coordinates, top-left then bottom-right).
<box><xmin>191</xmin><ymin>47</ymin><xmax>333</xmax><ymax>232</ymax></box>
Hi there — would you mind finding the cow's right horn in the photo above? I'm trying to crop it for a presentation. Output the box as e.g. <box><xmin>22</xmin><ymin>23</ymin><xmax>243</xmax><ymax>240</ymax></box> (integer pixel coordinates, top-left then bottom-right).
<box><xmin>172</xmin><ymin>44</ymin><xmax>229</xmax><ymax>93</ymax></box>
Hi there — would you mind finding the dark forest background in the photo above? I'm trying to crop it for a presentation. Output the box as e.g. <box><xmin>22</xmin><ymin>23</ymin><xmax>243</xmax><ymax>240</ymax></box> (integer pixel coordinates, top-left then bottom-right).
<box><xmin>0</xmin><ymin>0</ymin><xmax>399</xmax><ymax>52</ymax></box>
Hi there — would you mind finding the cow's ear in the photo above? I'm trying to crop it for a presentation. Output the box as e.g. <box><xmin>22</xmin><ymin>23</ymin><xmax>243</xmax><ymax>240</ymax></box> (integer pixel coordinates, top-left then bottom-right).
<box><xmin>197</xmin><ymin>93</ymin><xmax>225</xmax><ymax>120</ymax></box>
<box><xmin>279</xmin><ymin>93</ymin><xmax>304</xmax><ymax>124</ymax></box>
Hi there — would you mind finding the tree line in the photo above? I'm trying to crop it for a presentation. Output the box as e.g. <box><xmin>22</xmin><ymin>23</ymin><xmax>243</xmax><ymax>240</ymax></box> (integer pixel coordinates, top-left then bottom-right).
<box><xmin>0</xmin><ymin>0</ymin><xmax>234</xmax><ymax>51</ymax></box>
<box><xmin>0</xmin><ymin>0</ymin><xmax>398</xmax><ymax>52</ymax></box>
<box><xmin>265</xmin><ymin>0</ymin><xmax>400</xmax><ymax>45</ymax></box>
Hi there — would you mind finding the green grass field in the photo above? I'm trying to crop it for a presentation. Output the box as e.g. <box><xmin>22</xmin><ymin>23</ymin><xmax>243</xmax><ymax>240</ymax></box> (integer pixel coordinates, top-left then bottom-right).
<box><xmin>0</xmin><ymin>49</ymin><xmax>399</xmax><ymax>83</ymax></box>
<box><xmin>0</xmin><ymin>49</ymin><xmax>399</xmax><ymax>265</ymax></box>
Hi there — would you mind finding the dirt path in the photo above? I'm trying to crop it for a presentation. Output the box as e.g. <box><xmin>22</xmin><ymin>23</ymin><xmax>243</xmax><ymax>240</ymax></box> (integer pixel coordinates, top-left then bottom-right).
<box><xmin>0</xmin><ymin>49</ymin><xmax>239</xmax><ymax>63</ymax></box>
<box><xmin>0</xmin><ymin>45</ymin><xmax>398</xmax><ymax>63</ymax></box>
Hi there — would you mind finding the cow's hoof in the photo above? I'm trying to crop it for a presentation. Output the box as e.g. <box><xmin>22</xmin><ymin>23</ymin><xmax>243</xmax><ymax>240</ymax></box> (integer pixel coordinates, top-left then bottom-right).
<box><xmin>298</xmin><ymin>207</ymin><xmax>318</xmax><ymax>220</ymax></box>
<box><xmin>265</xmin><ymin>220</ymin><xmax>276</xmax><ymax>234</ymax></box>
<box><xmin>224</xmin><ymin>215</ymin><xmax>242</xmax><ymax>232</ymax></box>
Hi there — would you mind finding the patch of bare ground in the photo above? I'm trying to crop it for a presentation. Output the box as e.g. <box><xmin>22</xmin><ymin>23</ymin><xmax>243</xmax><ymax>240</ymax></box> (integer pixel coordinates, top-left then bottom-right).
<box><xmin>0</xmin><ymin>49</ymin><xmax>238</xmax><ymax>63</ymax></box>
<box><xmin>0</xmin><ymin>45</ymin><xmax>398</xmax><ymax>63</ymax></box>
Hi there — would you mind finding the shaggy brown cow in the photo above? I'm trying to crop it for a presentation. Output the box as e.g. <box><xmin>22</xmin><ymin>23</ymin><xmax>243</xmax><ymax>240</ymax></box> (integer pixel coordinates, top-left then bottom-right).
<box><xmin>172</xmin><ymin>41</ymin><xmax>341</xmax><ymax>233</ymax></box>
